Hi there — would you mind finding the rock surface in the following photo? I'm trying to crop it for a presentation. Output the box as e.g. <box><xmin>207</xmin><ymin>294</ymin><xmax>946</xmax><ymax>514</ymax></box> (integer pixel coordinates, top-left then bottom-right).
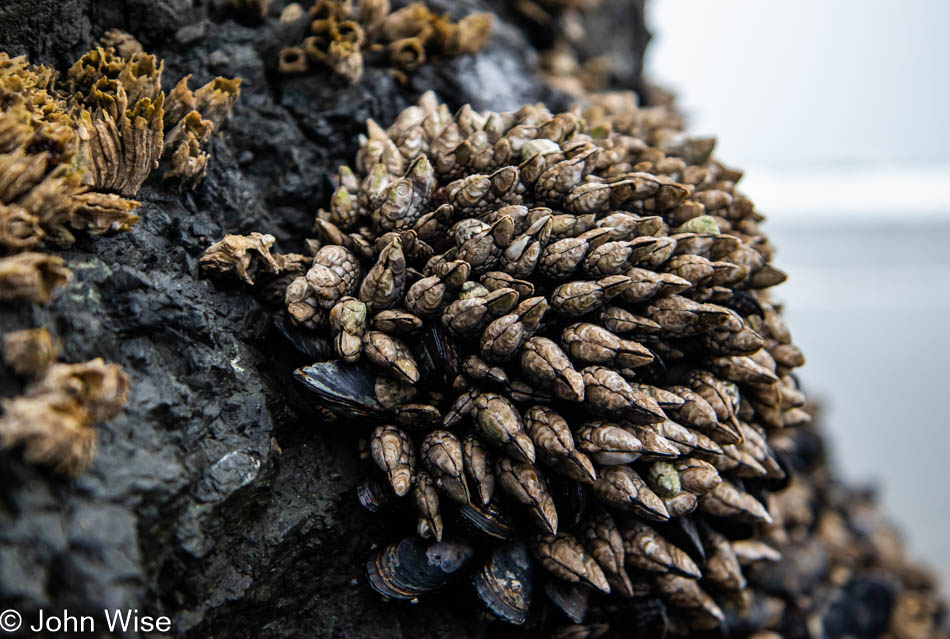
<box><xmin>0</xmin><ymin>1</ymin><xmax>649</xmax><ymax>637</ymax></box>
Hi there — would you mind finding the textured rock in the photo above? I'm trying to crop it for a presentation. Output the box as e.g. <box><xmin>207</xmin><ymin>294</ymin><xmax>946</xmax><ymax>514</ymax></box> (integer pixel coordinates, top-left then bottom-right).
<box><xmin>0</xmin><ymin>1</ymin><xmax>649</xmax><ymax>637</ymax></box>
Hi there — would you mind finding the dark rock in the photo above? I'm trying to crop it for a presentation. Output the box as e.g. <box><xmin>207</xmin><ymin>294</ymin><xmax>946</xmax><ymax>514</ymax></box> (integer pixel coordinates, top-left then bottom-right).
<box><xmin>0</xmin><ymin>2</ymin><xmax>650</xmax><ymax>638</ymax></box>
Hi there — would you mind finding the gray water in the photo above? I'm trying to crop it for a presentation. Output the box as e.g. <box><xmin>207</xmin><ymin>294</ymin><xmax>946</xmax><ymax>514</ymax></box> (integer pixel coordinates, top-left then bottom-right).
<box><xmin>767</xmin><ymin>218</ymin><xmax>950</xmax><ymax>586</ymax></box>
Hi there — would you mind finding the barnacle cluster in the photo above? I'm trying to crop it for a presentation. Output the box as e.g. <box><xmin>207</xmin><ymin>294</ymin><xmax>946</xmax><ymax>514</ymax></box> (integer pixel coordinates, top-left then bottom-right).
<box><xmin>235</xmin><ymin>88</ymin><xmax>860</xmax><ymax>635</ymax></box>
<box><xmin>748</xmin><ymin>413</ymin><xmax>949</xmax><ymax>639</ymax></box>
<box><xmin>513</xmin><ymin>0</ymin><xmax>614</xmax><ymax>97</ymax></box>
<box><xmin>66</xmin><ymin>46</ymin><xmax>166</xmax><ymax>198</ymax></box>
<box><xmin>0</xmin><ymin>327</ymin><xmax>130</xmax><ymax>476</ymax></box>
<box><xmin>0</xmin><ymin>52</ymin><xmax>130</xmax><ymax>250</ymax></box>
<box><xmin>163</xmin><ymin>73</ymin><xmax>242</xmax><ymax>191</ymax></box>
<box><xmin>278</xmin><ymin>1</ymin><xmax>492</xmax><ymax>83</ymax></box>
<box><xmin>0</xmin><ymin>39</ymin><xmax>238</xmax><ymax>477</ymax></box>
<box><xmin>0</xmin><ymin>40</ymin><xmax>240</xmax><ymax>252</ymax></box>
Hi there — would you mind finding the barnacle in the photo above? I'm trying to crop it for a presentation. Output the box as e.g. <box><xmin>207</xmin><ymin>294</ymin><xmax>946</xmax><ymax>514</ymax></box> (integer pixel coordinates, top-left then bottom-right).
<box><xmin>2</xmin><ymin>326</ymin><xmax>61</xmax><ymax>378</ymax></box>
<box><xmin>0</xmin><ymin>252</ymin><xmax>72</xmax><ymax>303</ymax></box>
<box><xmin>200</xmin><ymin>232</ymin><xmax>310</xmax><ymax>285</ymax></box>
<box><xmin>279</xmin><ymin>1</ymin><xmax>492</xmax><ymax>84</ymax></box>
<box><xmin>0</xmin><ymin>42</ymin><xmax>240</xmax><ymax>248</ymax></box>
<box><xmin>200</xmin><ymin>89</ymin><xmax>797</xmax><ymax>633</ymax></box>
<box><xmin>97</xmin><ymin>29</ymin><xmax>145</xmax><ymax>59</ymax></box>
<box><xmin>68</xmin><ymin>47</ymin><xmax>165</xmax><ymax>197</ymax></box>
<box><xmin>0</xmin><ymin>53</ymin><xmax>90</xmax><ymax>248</ymax></box>
<box><xmin>202</xmin><ymin>88</ymin><xmax>947</xmax><ymax>637</ymax></box>
<box><xmin>0</xmin><ymin>46</ymin><xmax>171</xmax><ymax>249</ymax></box>
<box><xmin>0</xmin><ymin>357</ymin><xmax>129</xmax><ymax>476</ymax></box>
<box><xmin>162</xmin><ymin>74</ymin><xmax>241</xmax><ymax>191</ymax></box>
<box><xmin>514</xmin><ymin>0</ymin><xmax>614</xmax><ymax>97</ymax></box>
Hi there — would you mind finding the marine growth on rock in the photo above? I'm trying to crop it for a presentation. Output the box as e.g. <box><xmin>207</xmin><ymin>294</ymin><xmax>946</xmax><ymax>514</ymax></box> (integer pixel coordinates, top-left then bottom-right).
<box><xmin>223</xmin><ymin>87</ymin><xmax>840</xmax><ymax>635</ymax></box>
<box><xmin>0</xmin><ymin>40</ymin><xmax>240</xmax><ymax>253</ymax></box>
<box><xmin>278</xmin><ymin>0</ymin><xmax>493</xmax><ymax>83</ymax></box>
<box><xmin>0</xmin><ymin>333</ymin><xmax>130</xmax><ymax>477</ymax></box>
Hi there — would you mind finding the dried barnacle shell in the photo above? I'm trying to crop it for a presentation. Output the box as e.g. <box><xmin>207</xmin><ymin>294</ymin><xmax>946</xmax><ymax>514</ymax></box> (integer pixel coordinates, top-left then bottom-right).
<box><xmin>389</xmin><ymin>37</ymin><xmax>426</xmax><ymax>74</ymax></box>
<box><xmin>70</xmin><ymin>191</ymin><xmax>141</xmax><ymax>235</ymax></box>
<box><xmin>2</xmin><ymin>327</ymin><xmax>61</xmax><ymax>378</ymax></box>
<box><xmin>200</xmin><ymin>233</ymin><xmax>286</xmax><ymax>285</ymax></box>
<box><xmin>0</xmin><ymin>356</ymin><xmax>130</xmax><ymax>476</ymax></box>
<box><xmin>98</xmin><ymin>29</ymin><xmax>144</xmax><ymax>59</ymax></box>
<box><xmin>281</xmin><ymin>1</ymin><xmax>491</xmax><ymax>84</ymax></box>
<box><xmin>279</xmin><ymin>47</ymin><xmax>309</xmax><ymax>74</ymax></box>
<box><xmin>0</xmin><ymin>252</ymin><xmax>72</xmax><ymax>304</ymax></box>
<box><xmin>443</xmin><ymin>13</ymin><xmax>493</xmax><ymax>56</ymax></box>
<box><xmin>161</xmin><ymin>74</ymin><xmax>240</xmax><ymax>190</ymax></box>
<box><xmin>0</xmin><ymin>392</ymin><xmax>97</xmax><ymax>476</ymax></box>
<box><xmin>75</xmin><ymin>73</ymin><xmax>165</xmax><ymax>197</ymax></box>
<box><xmin>0</xmin><ymin>51</ymin><xmax>146</xmax><ymax>246</ymax></box>
<box><xmin>28</xmin><ymin>358</ymin><xmax>130</xmax><ymax>423</ymax></box>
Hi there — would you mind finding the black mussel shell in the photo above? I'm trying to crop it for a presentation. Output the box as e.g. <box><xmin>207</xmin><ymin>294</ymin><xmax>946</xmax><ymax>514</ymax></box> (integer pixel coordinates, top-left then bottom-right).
<box><xmin>357</xmin><ymin>477</ymin><xmax>395</xmax><ymax>512</ymax></box>
<box><xmin>473</xmin><ymin>540</ymin><xmax>534</xmax><ymax>625</ymax></box>
<box><xmin>549</xmin><ymin>473</ymin><xmax>588</xmax><ymax>530</ymax></box>
<box><xmin>545</xmin><ymin>580</ymin><xmax>589</xmax><ymax>624</ymax></box>
<box><xmin>294</xmin><ymin>360</ymin><xmax>385</xmax><ymax>420</ymax></box>
<box><xmin>274</xmin><ymin>314</ymin><xmax>335</xmax><ymax>362</ymax></box>
<box><xmin>414</xmin><ymin>323</ymin><xmax>460</xmax><ymax>387</ymax></box>
<box><xmin>655</xmin><ymin>516</ymin><xmax>706</xmax><ymax>563</ymax></box>
<box><xmin>457</xmin><ymin>501</ymin><xmax>518</xmax><ymax>541</ymax></box>
<box><xmin>367</xmin><ymin>536</ymin><xmax>474</xmax><ymax>600</ymax></box>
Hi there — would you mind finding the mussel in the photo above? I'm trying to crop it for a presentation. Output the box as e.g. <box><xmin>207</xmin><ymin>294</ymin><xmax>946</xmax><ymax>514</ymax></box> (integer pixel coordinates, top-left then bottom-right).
<box><xmin>367</xmin><ymin>536</ymin><xmax>474</xmax><ymax>601</ymax></box>
<box><xmin>472</xmin><ymin>540</ymin><xmax>534</xmax><ymax>625</ymax></box>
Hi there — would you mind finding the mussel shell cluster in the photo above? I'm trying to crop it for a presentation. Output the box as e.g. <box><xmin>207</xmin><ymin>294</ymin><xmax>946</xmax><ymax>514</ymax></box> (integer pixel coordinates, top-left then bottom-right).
<box><xmin>286</xmin><ymin>90</ymin><xmax>815</xmax><ymax>635</ymax></box>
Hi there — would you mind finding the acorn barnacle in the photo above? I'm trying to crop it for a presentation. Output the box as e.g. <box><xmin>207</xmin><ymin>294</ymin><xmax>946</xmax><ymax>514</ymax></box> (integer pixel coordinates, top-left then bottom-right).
<box><xmin>278</xmin><ymin>1</ymin><xmax>492</xmax><ymax>84</ymax></box>
<box><xmin>222</xmin><ymin>89</ymin><xmax>817</xmax><ymax>634</ymax></box>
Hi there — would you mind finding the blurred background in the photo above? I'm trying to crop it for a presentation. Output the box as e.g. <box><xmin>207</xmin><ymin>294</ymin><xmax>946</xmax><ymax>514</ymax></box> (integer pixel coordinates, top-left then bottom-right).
<box><xmin>647</xmin><ymin>0</ymin><xmax>950</xmax><ymax>584</ymax></box>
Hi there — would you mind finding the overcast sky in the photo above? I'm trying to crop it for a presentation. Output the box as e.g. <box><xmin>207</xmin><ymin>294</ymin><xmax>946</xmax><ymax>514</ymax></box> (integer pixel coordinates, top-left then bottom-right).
<box><xmin>645</xmin><ymin>0</ymin><xmax>950</xmax><ymax>171</ymax></box>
